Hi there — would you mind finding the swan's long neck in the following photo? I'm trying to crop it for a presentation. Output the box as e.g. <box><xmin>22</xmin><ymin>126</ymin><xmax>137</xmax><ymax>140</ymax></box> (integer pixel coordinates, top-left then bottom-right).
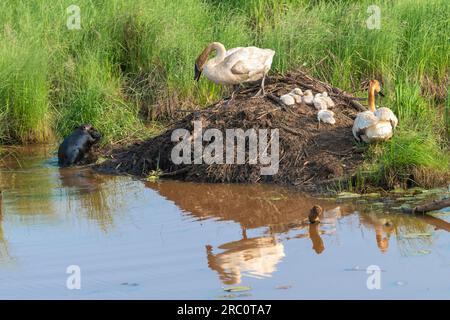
<box><xmin>207</xmin><ymin>42</ymin><xmax>226</xmax><ymax>65</ymax></box>
<box><xmin>368</xmin><ymin>84</ymin><xmax>376</xmax><ymax>113</ymax></box>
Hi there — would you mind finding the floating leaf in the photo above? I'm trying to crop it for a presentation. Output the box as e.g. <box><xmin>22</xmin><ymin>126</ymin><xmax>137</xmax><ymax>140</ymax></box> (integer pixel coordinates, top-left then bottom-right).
<box><xmin>391</xmin><ymin>204</ymin><xmax>411</xmax><ymax>211</ymax></box>
<box><xmin>396</xmin><ymin>197</ymin><xmax>416</xmax><ymax>201</ymax></box>
<box><xmin>224</xmin><ymin>286</ymin><xmax>251</xmax><ymax>292</ymax></box>
<box><xmin>364</xmin><ymin>193</ymin><xmax>381</xmax><ymax>198</ymax></box>
<box><xmin>371</xmin><ymin>202</ymin><xmax>385</xmax><ymax>207</ymax></box>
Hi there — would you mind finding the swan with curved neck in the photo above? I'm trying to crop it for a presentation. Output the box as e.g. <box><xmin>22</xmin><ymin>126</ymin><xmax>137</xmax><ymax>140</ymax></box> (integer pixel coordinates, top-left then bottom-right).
<box><xmin>352</xmin><ymin>80</ymin><xmax>398</xmax><ymax>143</ymax></box>
<box><xmin>194</xmin><ymin>42</ymin><xmax>275</xmax><ymax>100</ymax></box>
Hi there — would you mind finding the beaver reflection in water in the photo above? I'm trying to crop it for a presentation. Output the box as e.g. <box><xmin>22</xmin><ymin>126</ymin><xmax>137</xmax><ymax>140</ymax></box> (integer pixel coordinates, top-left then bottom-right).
<box><xmin>58</xmin><ymin>124</ymin><xmax>101</xmax><ymax>167</ymax></box>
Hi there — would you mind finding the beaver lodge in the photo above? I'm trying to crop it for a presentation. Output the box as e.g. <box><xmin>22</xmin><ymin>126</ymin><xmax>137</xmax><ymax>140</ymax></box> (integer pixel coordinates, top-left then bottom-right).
<box><xmin>96</xmin><ymin>70</ymin><xmax>368</xmax><ymax>193</ymax></box>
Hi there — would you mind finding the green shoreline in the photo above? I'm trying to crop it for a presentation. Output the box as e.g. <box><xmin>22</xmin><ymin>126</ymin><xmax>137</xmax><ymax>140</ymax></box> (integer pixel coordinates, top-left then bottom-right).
<box><xmin>0</xmin><ymin>0</ymin><xmax>449</xmax><ymax>190</ymax></box>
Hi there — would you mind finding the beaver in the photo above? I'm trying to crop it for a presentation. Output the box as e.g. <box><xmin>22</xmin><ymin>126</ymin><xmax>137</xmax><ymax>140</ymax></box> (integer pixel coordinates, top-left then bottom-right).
<box><xmin>58</xmin><ymin>124</ymin><xmax>101</xmax><ymax>167</ymax></box>
<box><xmin>308</xmin><ymin>205</ymin><xmax>323</xmax><ymax>224</ymax></box>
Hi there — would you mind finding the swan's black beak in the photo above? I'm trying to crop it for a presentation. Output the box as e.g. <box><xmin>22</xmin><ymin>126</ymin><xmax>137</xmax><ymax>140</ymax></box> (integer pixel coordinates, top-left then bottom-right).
<box><xmin>194</xmin><ymin>63</ymin><xmax>202</xmax><ymax>82</ymax></box>
<box><xmin>378</xmin><ymin>89</ymin><xmax>385</xmax><ymax>97</ymax></box>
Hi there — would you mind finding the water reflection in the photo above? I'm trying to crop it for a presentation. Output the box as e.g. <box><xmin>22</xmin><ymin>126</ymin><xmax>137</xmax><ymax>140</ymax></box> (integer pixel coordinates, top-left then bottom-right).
<box><xmin>146</xmin><ymin>181</ymin><xmax>357</xmax><ymax>283</ymax></box>
<box><xmin>57</xmin><ymin>167</ymin><xmax>117</xmax><ymax>231</ymax></box>
<box><xmin>146</xmin><ymin>181</ymin><xmax>351</xmax><ymax>230</ymax></box>
<box><xmin>359</xmin><ymin>213</ymin><xmax>395</xmax><ymax>253</ymax></box>
<box><xmin>0</xmin><ymin>195</ymin><xmax>11</xmax><ymax>263</ymax></box>
<box><xmin>147</xmin><ymin>181</ymin><xmax>450</xmax><ymax>284</ymax></box>
<box><xmin>1</xmin><ymin>146</ymin><xmax>449</xmax><ymax>294</ymax></box>
<box><xmin>206</xmin><ymin>236</ymin><xmax>285</xmax><ymax>285</ymax></box>
<box><xmin>0</xmin><ymin>146</ymin><xmax>133</xmax><ymax>233</ymax></box>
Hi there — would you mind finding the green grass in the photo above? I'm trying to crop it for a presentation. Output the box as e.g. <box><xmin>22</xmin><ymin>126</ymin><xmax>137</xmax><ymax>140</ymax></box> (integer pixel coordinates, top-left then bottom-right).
<box><xmin>0</xmin><ymin>0</ymin><xmax>448</xmax><ymax>188</ymax></box>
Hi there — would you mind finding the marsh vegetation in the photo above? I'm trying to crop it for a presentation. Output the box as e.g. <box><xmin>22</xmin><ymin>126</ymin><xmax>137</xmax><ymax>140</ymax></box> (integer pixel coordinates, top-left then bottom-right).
<box><xmin>0</xmin><ymin>0</ymin><xmax>448</xmax><ymax>189</ymax></box>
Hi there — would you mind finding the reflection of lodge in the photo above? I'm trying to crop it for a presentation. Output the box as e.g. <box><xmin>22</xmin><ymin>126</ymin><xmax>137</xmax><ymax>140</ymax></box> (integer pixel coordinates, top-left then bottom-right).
<box><xmin>146</xmin><ymin>181</ymin><xmax>352</xmax><ymax>231</ymax></box>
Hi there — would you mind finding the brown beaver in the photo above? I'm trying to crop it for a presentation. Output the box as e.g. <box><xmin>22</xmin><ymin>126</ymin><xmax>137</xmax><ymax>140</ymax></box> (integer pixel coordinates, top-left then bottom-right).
<box><xmin>308</xmin><ymin>205</ymin><xmax>323</xmax><ymax>224</ymax></box>
<box><xmin>58</xmin><ymin>124</ymin><xmax>101</xmax><ymax>167</ymax></box>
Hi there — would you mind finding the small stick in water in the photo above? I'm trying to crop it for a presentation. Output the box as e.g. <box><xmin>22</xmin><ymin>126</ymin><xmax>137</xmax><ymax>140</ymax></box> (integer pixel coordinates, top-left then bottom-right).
<box><xmin>402</xmin><ymin>198</ymin><xmax>450</xmax><ymax>214</ymax></box>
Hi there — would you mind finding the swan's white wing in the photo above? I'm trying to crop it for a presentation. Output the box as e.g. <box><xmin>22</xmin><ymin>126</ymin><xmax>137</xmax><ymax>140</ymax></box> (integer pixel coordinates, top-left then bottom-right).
<box><xmin>352</xmin><ymin>111</ymin><xmax>378</xmax><ymax>141</ymax></box>
<box><xmin>354</xmin><ymin>111</ymin><xmax>377</xmax><ymax>130</ymax></box>
<box><xmin>225</xmin><ymin>47</ymin><xmax>243</xmax><ymax>57</ymax></box>
<box><xmin>375</xmin><ymin>107</ymin><xmax>398</xmax><ymax>128</ymax></box>
<box><xmin>227</xmin><ymin>47</ymin><xmax>275</xmax><ymax>76</ymax></box>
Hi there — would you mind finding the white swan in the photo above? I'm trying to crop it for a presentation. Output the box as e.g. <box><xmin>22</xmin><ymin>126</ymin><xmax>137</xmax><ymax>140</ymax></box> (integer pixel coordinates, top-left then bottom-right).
<box><xmin>352</xmin><ymin>80</ymin><xmax>398</xmax><ymax>143</ymax></box>
<box><xmin>194</xmin><ymin>42</ymin><xmax>275</xmax><ymax>98</ymax></box>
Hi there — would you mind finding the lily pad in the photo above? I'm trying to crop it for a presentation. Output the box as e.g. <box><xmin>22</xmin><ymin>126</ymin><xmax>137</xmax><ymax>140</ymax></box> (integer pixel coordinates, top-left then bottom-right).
<box><xmin>224</xmin><ymin>286</ymin><xmax>251</xmax><ymax>293</ymax></box>
<box><xmin>371</xmin><ymin>202</ymin><xmax>385</xmax><ymax>207</ymax></box>
<box><xmin>396</xmin><ymin>197</ymin><xmax>416</xmax><ymax>201</ymax></box>
<box><xmin>364</xmin><ymin>193</ymin><xmax>381</xmax><ymax>198</ymax></box>
<box><xmin>337</xmin><ymin>192</ymin><xmax>361</xmax><ymax>199</ymax></box>
<box><xmin>424</xmin><ymin>188</ymin><xmax>446</xmax><ymax>194</ymax></box>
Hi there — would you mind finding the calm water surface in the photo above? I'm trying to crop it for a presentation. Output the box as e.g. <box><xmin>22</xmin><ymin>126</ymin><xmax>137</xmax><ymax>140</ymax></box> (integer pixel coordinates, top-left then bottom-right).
<box><xmin>0</xmin><ymin>146</ymin><xmax>449</xmax><ymax>299</ymax></box>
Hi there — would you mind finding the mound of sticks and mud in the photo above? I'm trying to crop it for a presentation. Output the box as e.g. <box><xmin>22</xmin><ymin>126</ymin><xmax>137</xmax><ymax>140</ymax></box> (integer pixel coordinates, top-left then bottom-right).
<box><xmin>96</xmin><ymin>71</ymin><xmax>367</xmax><ymax>192</ymax></box>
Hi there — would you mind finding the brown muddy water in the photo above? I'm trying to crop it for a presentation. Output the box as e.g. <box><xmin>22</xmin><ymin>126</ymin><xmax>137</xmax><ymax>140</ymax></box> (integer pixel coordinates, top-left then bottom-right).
<box><xmin>0</xmin><ymin>146</ymin><xmax>449</xmax><ymax>299</ymax></box>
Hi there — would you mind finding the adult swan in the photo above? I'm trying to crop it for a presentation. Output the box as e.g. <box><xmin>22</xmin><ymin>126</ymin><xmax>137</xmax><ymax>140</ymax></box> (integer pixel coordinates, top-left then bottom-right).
<box><xmin>194</xmin><ymin>42</ymin><xmax>275</xmax><ymax>99</ymax></box>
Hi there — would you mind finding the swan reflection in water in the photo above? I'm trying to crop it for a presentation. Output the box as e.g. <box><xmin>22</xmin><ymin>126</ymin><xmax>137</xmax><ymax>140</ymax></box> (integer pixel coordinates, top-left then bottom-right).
<box><xmin>206</xmin><ymin>236</ymin><xmax>285</xmax><ymax>285</ymax></box>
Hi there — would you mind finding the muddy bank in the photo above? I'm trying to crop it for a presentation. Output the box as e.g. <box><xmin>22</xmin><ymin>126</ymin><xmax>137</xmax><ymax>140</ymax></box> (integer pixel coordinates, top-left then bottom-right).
<box><xmin>95</xmin><ymin>71</ymin><xmax>366</xmax><ymax>192</ymax></box>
